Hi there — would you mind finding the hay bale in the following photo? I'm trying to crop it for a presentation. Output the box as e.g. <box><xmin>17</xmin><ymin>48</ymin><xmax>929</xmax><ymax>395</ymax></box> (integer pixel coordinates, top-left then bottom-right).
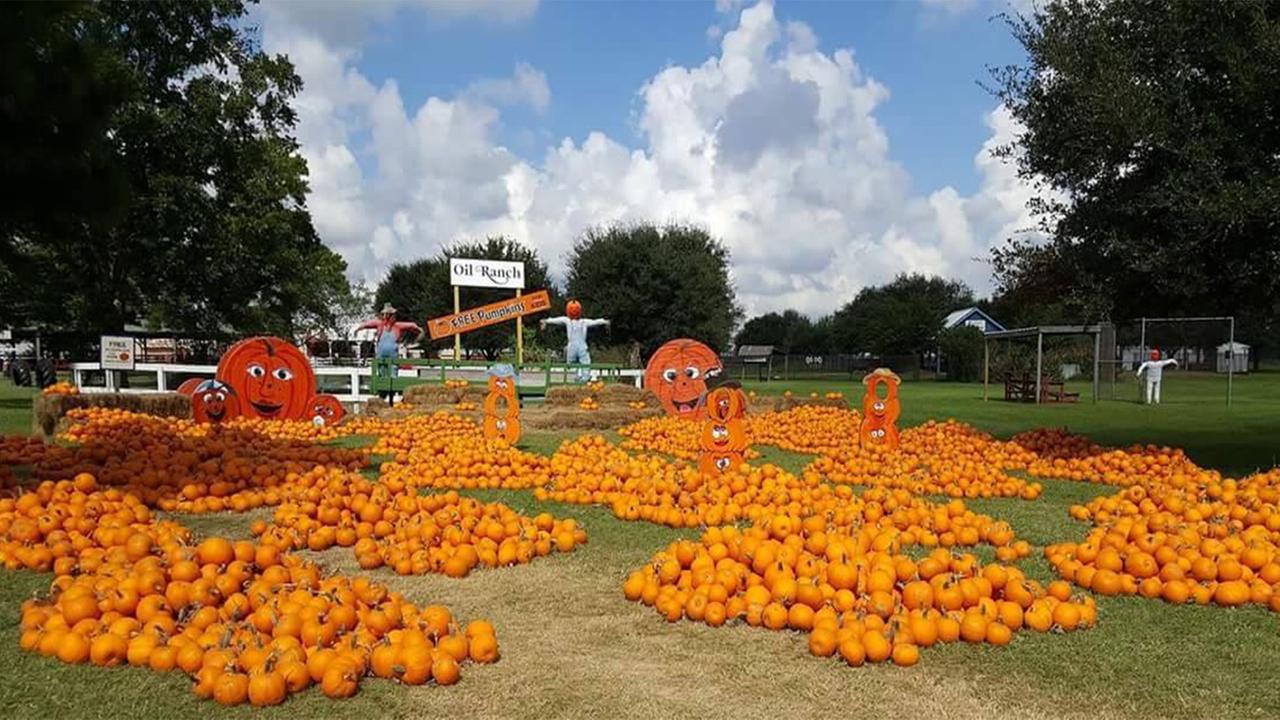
<box><xmin>544</xmin><ymin>386</ymin><xmax>592</xmax><ymax>406</ymax></box>
<box><xmin>403</xmin><ymin>384</ymin><xmax>460</xmax><ymax>405</ymax></box>
<box><xmin>523</xmin><ymin>405</ymin><xmax>663</xmax><ymax>430</ymax></box>
<box><xmin>33</xmin><ymin>392</ymin><xmax>191</xmax><ymax>438</ymax></box>
<box><xmin>595</xmin><ymin>383</ymin><xmax>646</xmax><ymax>405</ymax></box>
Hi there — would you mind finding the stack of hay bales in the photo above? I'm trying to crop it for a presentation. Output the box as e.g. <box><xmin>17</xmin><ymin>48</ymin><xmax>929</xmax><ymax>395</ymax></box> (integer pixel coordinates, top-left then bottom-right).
<box><xmin>529</xmin><ymin>382</ymin><xmax>664</xmax><ymax>430</ymax></box>
<box><xmin>33</xmin><ymin>393</ymin><xmax>191</xmax><ymax>439</ymax></box>
<box><xmin>362</xmin><ymin>382</ymin><xmax>489</xmax><ymax>421</ymax></box>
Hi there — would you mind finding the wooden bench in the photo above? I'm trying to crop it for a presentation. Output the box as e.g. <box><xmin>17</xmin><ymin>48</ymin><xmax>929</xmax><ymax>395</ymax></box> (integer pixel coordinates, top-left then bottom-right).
<box><xmin>1004</xmin><ymin>374</ymin><xmax>1079</xmax><ymax>403</ymax></box>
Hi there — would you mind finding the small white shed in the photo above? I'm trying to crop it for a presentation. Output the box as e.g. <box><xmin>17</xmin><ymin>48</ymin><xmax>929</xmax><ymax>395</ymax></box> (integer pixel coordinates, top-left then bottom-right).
<box><xmin>1216</xmin><ymin>342</ymin><xmax>1250</xmax><ymax>374</ymax></box>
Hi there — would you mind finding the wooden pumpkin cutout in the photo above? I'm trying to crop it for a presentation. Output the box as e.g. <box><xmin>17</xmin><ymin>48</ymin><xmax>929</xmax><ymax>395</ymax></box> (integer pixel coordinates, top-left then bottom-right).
<box><xmin>190</xmin><ymin>380</ymin><xmax>241</xmax><ymax>425</ymax></box>
<box><xmin>859</xmin><ymin>367</ymin><xmax>901</xmax><ymax>449</ymax></box>
<box><xmin>482</xmin><ymin>364</ymin><xmax>521</xmax><ymax>443</ymax></box>
<box><xmin>309</xmin><ymin>394</ymin><xmax>346</xmax><ymax>427</ymax></box>
<box><xmin>699</xmin><ymin>386</ymin><xmax>749</xmax><ymax>475</ymax></box>
<box><xmin>215</xmin><ymin>337</ymin><xmax>317</xmax><ymax>421</ymax></box>
<box><xmin>644</xmin><ymin>339</ymin><xmax>723</xmax><ymax>418</ymax></box>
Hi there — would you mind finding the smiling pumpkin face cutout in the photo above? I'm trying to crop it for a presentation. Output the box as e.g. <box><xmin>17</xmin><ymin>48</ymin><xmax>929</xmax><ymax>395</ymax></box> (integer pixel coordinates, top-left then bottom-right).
<box><xmin>190</xmin><ymin>380</ymin><xmax>241</xmax><ymax>424</ymax></box>
<box><xmin>216</xmin><ymin>337</ymin><xmax>317</xmax><ymax>421</ymax></box>
<box><xmin>644</xmin><ymin>339</ymin><xmax>722</xmax><ymax>418</ymax></box>
<box><xmin>309</xmin><ymin>394</ymin><xmax>346</xmax><ymax>427</ymax></box>
<box><xmin>859</xmin><ymin>367</ymin><xmax>901</xmax><ymax>449</ymax></box>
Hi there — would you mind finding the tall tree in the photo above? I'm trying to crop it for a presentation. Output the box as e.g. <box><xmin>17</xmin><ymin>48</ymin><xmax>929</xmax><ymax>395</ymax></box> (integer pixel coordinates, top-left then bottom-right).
<box><xmin>0</xmin><ymin>0</ymin><xmax>350</xmax><ymax>337</ymax></box>
<box><xmin>830</xmin><ymin>274</ymin><xmax>974</xmax><ymax>355</ymax></box>
<box><xmin>374</xmin><ymin>237</ymin><xmax>555</xmax><ymax>360</ymax></box>
<box><xmin>565</xmin><ymin>223</ymin><xmax>741</xmax><ymax>358</ymax></box>
<box><xmin>734</xmin><ymin>310</ymin><xmax>826</xmax><ymax>354</ymax></box>
<box><xmin>989</xmin><ymin>0</ymin><xmax>1280</xmax><ymax>358</ymax></box>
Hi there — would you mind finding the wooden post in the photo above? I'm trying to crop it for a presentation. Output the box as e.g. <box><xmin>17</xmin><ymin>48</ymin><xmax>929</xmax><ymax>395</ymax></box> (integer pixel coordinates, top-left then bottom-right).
<box><xmin>983</xmin><ymin>337</ymin><xmax>989</xmax><ymax>401</ymax></box>
<box><xmin>516</xmin><ymin>288</ymin><xmax>523</xmax><ymax>368</ymax></box>
<box><xmin>453</xmin><ymin>286</ymin><xmax>461</xmax><ymax>363</ymax></box>
<box><xmin>1092</xmin><ymin>329</ymin><xmax>1101</xmax><ymax>404</ymax></box>
<box><xmin>1035</xmin><ymin>332</ymin><xmax>1043</xmax><ymax>405</ymax></box>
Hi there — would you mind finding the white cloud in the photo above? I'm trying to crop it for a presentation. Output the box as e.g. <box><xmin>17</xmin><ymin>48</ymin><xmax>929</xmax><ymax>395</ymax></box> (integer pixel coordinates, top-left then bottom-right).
<box><xmin>264</xmin><ymin>0</ymin><xmax>1049</xmax><ymax>318</ymax></box>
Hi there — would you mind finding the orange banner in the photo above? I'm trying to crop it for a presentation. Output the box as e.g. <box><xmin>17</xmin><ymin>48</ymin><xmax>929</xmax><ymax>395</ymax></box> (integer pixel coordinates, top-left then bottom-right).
<box><xmin>427</xmin><ymin>289</ymin><xmax>551</xmax><ymax>340</ymax></box>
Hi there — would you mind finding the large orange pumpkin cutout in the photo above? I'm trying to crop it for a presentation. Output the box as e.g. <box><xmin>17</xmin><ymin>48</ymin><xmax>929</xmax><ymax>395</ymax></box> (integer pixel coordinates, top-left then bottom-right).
<box><xmin>190</xmin><ymin>380</ymin><xmax>241</xmax><ymax>425</ymax></box>
<box><xmin>699</xmin><ymin>386</ymin><xmax>748</xmax><ymax>475</ymax></box>
<box><xmin>859</xmin><ymin>367</ymin><xmax>901</xmax><ymax>449</ymax></box>
<box><xmin>215</xmin><ymin>337</ymin><xmax>317</xmax><ymax>421</ymax></box>
<box><xmin>644</xmin><ymin>339</ymin><xmax>722</xmax><ymax>418</ymax></box>
<box><xmin>482</xmin><ymin>365</ymin><xmax>521</xmax><ymax>444</ymax></box>
<box><xmin>309</xmin><ymin>394</ymin><xmax>346</xmax><ymax>427</ymax></box>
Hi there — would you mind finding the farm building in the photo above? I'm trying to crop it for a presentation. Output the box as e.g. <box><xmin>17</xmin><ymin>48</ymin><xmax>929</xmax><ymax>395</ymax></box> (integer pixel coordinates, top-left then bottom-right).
<box><xmin>943</xmin><ymin>307</ymin><xmax>1006</xmax><ymax>333</ymax></box>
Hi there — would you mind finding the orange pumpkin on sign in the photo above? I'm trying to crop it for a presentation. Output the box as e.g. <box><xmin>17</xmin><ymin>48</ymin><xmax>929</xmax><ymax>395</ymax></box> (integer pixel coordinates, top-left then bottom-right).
<box><xmin>644</xmin><ymin>339</ymin><xmax>722</xmax><ymax>418</ymax></box>
<box><xmin>215</xmin><ymin>337</ymin><xmax>317</xmax><ymax>421</ymax></box>
<box><xmin>189</xmin><ymin>380</ymin><xmax>241</xmax><ymax>425</ymax></box>
<box><xmin>309</xmin><ymin>394</ymin><xmax>346</xmax><ymax>427</ymax></box>
<box><xmin>859</xmin><ymin>367</ymin><xmax>901</xmax><ymax>449</ymax></box>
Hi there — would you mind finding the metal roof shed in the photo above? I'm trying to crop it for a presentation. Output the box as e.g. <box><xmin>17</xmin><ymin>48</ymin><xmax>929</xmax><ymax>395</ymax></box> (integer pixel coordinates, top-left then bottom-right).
<box><xmin>983</xmin><ymin>325</ymin><xmax>1103</xmax><ymax>404</ymax></box>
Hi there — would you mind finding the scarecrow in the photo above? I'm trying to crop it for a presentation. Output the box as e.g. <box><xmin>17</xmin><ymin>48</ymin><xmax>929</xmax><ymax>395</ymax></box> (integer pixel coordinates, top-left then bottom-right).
<box><xmin>1136</xmin><ymin>348</ymin><xmax>1178</xmax><ymax>404</ymax></box>
<box><xmin>540</xmin><ymin>300</ymin><xmax>609</xmax><ymax>381</ymax></box>
<box><xmin>358</xmin><ymin>304</ymin><xmax>422</xmax><ymax>379</ymax></box>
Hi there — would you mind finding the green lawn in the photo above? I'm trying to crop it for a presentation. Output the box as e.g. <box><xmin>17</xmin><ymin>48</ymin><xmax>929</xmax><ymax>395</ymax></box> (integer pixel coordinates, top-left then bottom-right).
<box><xmin>3</xmin><ymin>375</ymin><xmax>1280</xmax><ymax>718</ymax></box>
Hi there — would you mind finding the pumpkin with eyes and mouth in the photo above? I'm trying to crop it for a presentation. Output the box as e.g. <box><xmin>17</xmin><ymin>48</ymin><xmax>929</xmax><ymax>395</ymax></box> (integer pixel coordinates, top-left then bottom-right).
<box><xmin>190</xmin><ymin>380</ymin><xmax>241</xmax><ymax>424</ymax></box>
<box><xmin>643</xmin><ymin>339</ymin><xmax>722</xmax><ymax>418</ymax></box>
<box><xmin>309</xmin><ymin>394</ymin><xmax>346</xmax><ymax>427</ymax></box>
<box><xmin>698</xmin><ymin>386</ymin><xmax>748</xmax><ymax>475</ymax></box>
<box><xmin>859</xmin><ymin>367</ymin><xmax>901</xmax><ymax>449</ymax></box>
<box><xmin>215</xmin><ymin>337</ymin><xmax>317</xmax><ymax>421</ymax></box>
<box><xmin>482</xmin><ymin>365</ymin><xmax>521</xmax><ymax>443</ymax></box>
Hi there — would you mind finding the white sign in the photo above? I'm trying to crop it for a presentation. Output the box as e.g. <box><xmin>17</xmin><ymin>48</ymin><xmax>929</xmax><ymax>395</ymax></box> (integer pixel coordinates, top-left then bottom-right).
<box><xmin>450</xmin><ymin>258</ymin><xmax>525</xmax><ymax>289</ymax></box>
<box><xmin>100</xmin><ymin>335</ymin><xmax>136</xmax><ymax>371</ymax></box>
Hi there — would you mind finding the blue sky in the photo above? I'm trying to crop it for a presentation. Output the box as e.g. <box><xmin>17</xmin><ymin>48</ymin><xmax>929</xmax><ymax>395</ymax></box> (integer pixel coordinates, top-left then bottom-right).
<box><xmin>260</xmin><ymin>0</ymin><xmax>1045</xmax><ymax>315</ymax></box>
<box><xmin>353</xmin><ymin>1</ymin><xmax>1026</xmax><ymax>196</ymax></box>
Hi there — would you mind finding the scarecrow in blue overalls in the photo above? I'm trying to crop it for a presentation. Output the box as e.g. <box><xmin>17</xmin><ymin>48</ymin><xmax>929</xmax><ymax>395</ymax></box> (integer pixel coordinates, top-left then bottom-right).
<box><xmin>359</xmin><ymin>304</ymin><xmax>422</xmax><ymax>380</ymax></box>
<box><xmin>540</xmin><ymin>300</ymin><xmax>609</xmax><ymax>382</ymax></box>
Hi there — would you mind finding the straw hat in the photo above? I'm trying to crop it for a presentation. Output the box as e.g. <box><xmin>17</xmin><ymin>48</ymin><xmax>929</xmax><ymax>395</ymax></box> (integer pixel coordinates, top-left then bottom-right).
<box><xmin>379</xmin><ymin>303</ymin><xmax>397</xmax><ymax>315</ymax></box>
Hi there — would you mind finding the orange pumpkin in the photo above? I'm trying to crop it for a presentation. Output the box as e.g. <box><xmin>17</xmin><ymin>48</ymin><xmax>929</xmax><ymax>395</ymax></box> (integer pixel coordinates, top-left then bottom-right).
<box><xmin>704</xmin><ymin>384</ymin><xmax>747</xmax><ymax>423</ymax></box>
<box><xmin>859</xmin><ymin>368</ymin><xmax>901</xmax><ymax>449</ymax></box>
<box><xmin>190</xmin><ymin>380</ymin><xmax>241</xmax><ymax>425</ymax></box>
<box><xmin>644</xmin><ymin>339</ymin><xmax>722</xmax><ymax>418</ymax></box>
<box><xmin>482</xmin><ymin>414</ymin><xmax>522</xmax><ymax>444</ymax></box>
<box><xmin>215</xmin><ymin>337</ymin><xmax>317</xmax><ymax>421</ymax></box>
<box><xmin>309</xmin><ymin>394</ymin><xmax>346</xmax><ymax>426</ymax></box>
<box><xmin>697</xmin><ymin>451</ymin><xmax>743</xmax><ymax>476</ymax></box>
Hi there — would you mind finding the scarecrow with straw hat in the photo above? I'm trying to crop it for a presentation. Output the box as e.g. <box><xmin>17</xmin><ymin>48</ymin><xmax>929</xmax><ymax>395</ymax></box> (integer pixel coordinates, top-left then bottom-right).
<box><xmin>358</xmin><ymin>304</ymin><xmax>422</xmax><ymax>379</ymax></box>
<box><xmin>1136</xmin><ymin>348</ymin><xmax>1178</xmax><ymax>404</ymax></box>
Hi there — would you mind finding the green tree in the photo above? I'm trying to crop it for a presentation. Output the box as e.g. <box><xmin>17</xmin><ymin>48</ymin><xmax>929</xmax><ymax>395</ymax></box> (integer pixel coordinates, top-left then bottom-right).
<box><xmin>565</xmin><ymin>222</ymin><xmax>742</xmax><ymax>358</ymax></box>
<box><xmin>0</xmin><ymin>0</ymin><xmax>350</xmax><ymax>338</ymax></box>
<box><xmin>989</xmin><ymin>0</ymin><xmax>1280</xmax><ymax>360</ymax></box>
<box><xmin>374</xmin><ymin>237</ymin><xmax>556</xmax><ymax>360</ymax></box>
<box><xmin>830</xmin><ymin>274</ymin><xmax>973</xmax><ymax>355</ymax></box>
<box><xmin>734</xmin><ymin>310</ymin><xmax>828</xmax><ymax>354</ymax></box>
<box><xmin>938</xmin><ymin>326</ymin><xmax>985</xmax><ymax>382</ymax></box>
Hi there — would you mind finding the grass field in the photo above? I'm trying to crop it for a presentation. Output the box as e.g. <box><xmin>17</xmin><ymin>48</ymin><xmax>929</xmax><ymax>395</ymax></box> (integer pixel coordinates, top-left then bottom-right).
<box><xmin>1</xmin><ymin>373</ymin><xmax>1279</xmax><ymax>718</ymax></box>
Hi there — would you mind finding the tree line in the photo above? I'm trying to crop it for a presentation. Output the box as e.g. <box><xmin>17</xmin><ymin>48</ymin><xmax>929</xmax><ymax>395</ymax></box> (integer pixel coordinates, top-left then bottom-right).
<box><xmin>2</xmin><ymin>0</ymin><xmax>1275</xmax><ymax>366</ymax></box>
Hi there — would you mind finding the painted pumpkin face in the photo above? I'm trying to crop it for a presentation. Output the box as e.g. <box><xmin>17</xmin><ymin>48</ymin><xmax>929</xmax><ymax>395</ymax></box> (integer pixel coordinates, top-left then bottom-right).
<box><xmin>705</xmin><ymin>385</ymin><xmax>748</xmax><ymax>423</ymax></box>
<box><xmin>215</xmin><ymin>337</ymin><xmax>317</xmax><ymax>421</ymax></box>
<box><xmin>483</xmin><ymin>414</ymin><xmax>522</xmax><ymax>444</ymax></box>
<box><xmin>644</xmin><ymin>339</ymin><xmax>722</xmax><ymax>418</ymax></box>
<box><xmin>191</xmin><ymin>380</ymin><xmax>240</xmax><ymax>424</ymax></box>
<box><xmin>859</xmin><ymin>368</ymin><xmax>901</xmax><ymax>449</ymax></box>
<box><xmin>698</xmin><ymin>451</ymin><xmax>743</xmax><ymax>476</ymax></box>
<box><xmin>309</xmin><ymin>394</ymin><xmax>346</xmax><ymax>427</ymax></box>
<box><xmin>566</xmin><ymin>300</ymin><xmax>582</xmax><ymax>319</ymax></box>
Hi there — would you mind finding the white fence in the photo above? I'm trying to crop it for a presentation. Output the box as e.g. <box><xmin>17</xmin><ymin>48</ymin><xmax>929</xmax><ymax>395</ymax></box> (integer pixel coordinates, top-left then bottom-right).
<box><xmin>68</xmin><ymin>362</ymin><xmax>642</xmax><ymax>405</ymax></box>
